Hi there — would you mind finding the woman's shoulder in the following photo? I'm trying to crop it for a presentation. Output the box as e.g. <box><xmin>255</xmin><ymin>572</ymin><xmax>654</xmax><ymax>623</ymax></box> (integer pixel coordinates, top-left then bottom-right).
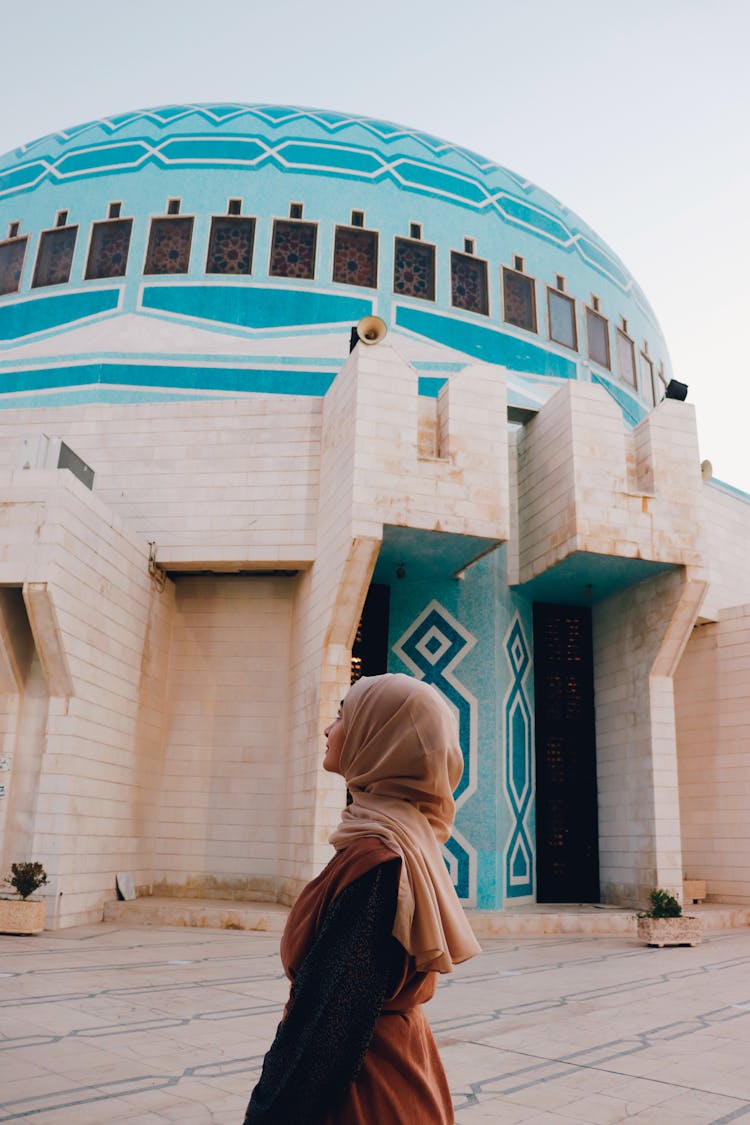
<box><xmin>335</xmin><ymin>835</ymin><xmax>401</xmax><ymax>870</ymax></box>
<box><xmin>324</xmin><ymin>837</ymin><xmax>401</xmax><ymax>895</ymax></box>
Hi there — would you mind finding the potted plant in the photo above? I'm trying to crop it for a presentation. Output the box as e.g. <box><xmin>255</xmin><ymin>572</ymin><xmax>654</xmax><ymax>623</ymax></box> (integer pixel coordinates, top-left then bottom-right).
<box><xmin>0</xmin><ymin>861</ymin><xmax>48</xmax><ymax>935</ymax></box>
<box><xmin>636</xmin><ymin>888</ymin><xmax>701</xmax><ymax>947</ymax></box>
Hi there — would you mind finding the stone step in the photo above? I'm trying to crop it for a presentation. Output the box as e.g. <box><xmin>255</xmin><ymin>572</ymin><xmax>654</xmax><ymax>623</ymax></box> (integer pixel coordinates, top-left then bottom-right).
<box><xmin>103</xmin><ymin>896</ymin><xmax>289</xmax><ymax>932</ymax></box>
<box><xmin>104</xmin><ymin>897</ymin><xmax>750</xmax><ymax>937</ymax></box>
<box><xmin>468</xmin><ymin>902</ymin><xmax>750</xmax><ymax>937</ymax></box>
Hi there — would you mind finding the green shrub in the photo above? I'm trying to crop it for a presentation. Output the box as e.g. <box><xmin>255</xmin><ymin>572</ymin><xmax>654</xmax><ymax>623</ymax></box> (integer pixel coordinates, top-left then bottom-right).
<box><xmin>639</xmin><ymin>888</ymin><xmax>682</xmax><ymax>918</ymax></box>
<box><xmin>8</xmin><ymin>862</ymin><xmax>48</xmax><ymax>900</ymax></box>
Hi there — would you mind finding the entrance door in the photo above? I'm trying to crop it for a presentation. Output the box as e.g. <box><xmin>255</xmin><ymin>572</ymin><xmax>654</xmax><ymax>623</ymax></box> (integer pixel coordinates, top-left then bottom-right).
<box><xmin>351</xmin><ymin>584</ymin><xmax>390</xmax><ymax>682</ymax></box>
<box><xmin>533</xmin><ymin>603</ymin><xmax>599</xmax><ymax>903</ymax></box>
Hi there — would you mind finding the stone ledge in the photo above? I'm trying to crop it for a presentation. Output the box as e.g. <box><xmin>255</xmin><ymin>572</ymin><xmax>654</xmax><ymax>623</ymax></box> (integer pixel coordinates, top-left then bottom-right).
<box><xmin>102</xmin><ymin>898</ymin><xmax>750</xmax><ymax>938</ymax></box>
<box><xmin>103</xmin><ymin>897</ymin><xmax>289</xmax><ymax>932</ymax></box>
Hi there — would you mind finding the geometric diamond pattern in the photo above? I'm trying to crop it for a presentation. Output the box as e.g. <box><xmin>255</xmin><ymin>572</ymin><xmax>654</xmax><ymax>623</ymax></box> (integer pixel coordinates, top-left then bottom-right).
<box><xmin>393</xmin><ymin>600</ymin><xmax>477</xmax><ymax>903</ymax></box>
<box><xmin>503</xmin><ymin>616</ymin><xmax>534</xmax><ymax>898</ymax></box>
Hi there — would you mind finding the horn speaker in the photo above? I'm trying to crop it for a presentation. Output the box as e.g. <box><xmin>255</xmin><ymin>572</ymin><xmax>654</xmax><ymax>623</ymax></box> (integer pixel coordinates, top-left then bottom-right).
<box><xmin>355</xmin><ymin>315</ymin><xmax>387</xmax><ymax>345</ymax></box>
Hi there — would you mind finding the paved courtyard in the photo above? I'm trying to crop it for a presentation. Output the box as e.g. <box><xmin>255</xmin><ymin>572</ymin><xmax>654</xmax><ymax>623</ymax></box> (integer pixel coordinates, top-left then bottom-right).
<box><xmin>1</xmin><ymin>921</ymin><xmax>750</xmax><ymax>1123</ymax></box>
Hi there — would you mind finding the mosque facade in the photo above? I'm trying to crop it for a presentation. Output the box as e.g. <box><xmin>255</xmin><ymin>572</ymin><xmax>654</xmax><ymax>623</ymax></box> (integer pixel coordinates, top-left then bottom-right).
<box><xmin>0</xmin><ymin>104</ymin><xmax>747</xmax><ymax>929</ymax></box>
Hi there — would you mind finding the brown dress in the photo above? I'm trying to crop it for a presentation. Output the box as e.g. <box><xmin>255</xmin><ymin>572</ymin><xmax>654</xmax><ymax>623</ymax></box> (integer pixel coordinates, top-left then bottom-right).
<box><xmin>244</xmin><ymin>837</ymin><xmax>454</xmax><ymax>1124</ymax></box>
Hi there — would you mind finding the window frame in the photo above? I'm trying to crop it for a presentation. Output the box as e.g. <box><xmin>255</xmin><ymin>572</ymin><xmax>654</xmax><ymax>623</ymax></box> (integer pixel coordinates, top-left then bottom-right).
<box><xmin>84</xmin><ymin>216</ymin><xmax>134</xmax><ymax>281</ymax></box>
<box><xmin>392</xmin><ymin>235</ymin><xmax>437</xmax><ymax>302</ymax></box>
<box><xmin>584</xmin><ymin>305</ymin><xmax>611</xmax><ymax>370</ymax></box>
<box><xmin>0</xmin><ymin>232</ymin><xmax>29</xmax><ymax>296</ymax></box>
<box><xmin>31</xmin><ymin>224</ymin><xmax>79</xmax><ymax>288</ymax></box>
<box><xmin>546</xmin><ymin>286</ymin><xmax>578</xmax><ymax>351</ymax></box>
<box><xmin>640</xmin><ymin>350</ymin><xmax>656</xmax><ymax>406</ymax></box>
<box><xmin>616</xmin><ymin>326</ymin><xmax>637</xmax><ymax>387</ymax></box>
<box><xmin>502</xmin><ymin>265</ymin><xmax>537</xmax><ymax>333</ymax></box>
<box><xmin>450</xmin><ymin>249</ymin><xmax>489</xmax><ymax>316</ymax></box>
<box><xmin>332</xmin><ymin>223</ymin><xmax>379</xmax><ymax>289</ymax></box>
<box><xmin>143</xmin><ymin>214</ymin><xmax>195</xmax><ymax>276</ymax></box>
<box><xmin>268</xmin><ymin>217</ymin><xmax>318</xmax><ymax>280</ymax></box>
<box><xmin>205</xmin><ymin>214</ymin><xmax>256</xmax><ymax>276</ymax></box>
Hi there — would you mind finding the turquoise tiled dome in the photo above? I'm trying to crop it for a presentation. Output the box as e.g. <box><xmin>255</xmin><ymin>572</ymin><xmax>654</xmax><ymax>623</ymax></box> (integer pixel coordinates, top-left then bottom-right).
<box><xmin>0</xmin><ymin>104</ymin><xmax>669</xmax><ymax>418</ymax></box>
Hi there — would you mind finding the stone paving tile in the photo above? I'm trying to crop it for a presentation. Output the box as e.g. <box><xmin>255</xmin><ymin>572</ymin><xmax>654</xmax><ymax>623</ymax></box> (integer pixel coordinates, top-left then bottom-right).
<box><xmin>2</xmin><ymin>923</ymin><xmax>750</xmax><ymax>1122</ymax></box>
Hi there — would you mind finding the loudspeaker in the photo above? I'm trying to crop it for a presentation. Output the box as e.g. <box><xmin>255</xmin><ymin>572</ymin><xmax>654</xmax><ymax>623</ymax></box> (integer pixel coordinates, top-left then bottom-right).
<box><xmin>353</xmin><ymin>315</ymin><xmax>387</xmax><ymax>347</ymax></box>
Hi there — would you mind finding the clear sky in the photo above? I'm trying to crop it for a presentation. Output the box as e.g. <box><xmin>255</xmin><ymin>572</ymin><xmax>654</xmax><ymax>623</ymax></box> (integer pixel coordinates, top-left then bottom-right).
<box><xmin>2</xmin><ymin>0</ymin><xmax>748</xmax><ymax>490</ymax></box>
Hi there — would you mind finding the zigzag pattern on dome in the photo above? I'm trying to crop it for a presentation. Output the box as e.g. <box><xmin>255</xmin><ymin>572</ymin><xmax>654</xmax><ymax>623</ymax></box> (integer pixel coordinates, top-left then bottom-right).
<box><xmin>1</xmin><ymin>104</ymin><xmax>653</xmax><ymax>316</ymax></box>
<box><xmin>11</xmin><ymin>104</ymin><xmax>550</xmax><ymax>188</ymax></box>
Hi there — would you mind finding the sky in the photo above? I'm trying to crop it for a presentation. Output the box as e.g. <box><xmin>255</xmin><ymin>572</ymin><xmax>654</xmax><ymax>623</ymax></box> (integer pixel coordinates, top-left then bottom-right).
<box><xmin>1</xmin><ymin>0</ymin><xmax>748</xmax><ymax>490</ymax></box>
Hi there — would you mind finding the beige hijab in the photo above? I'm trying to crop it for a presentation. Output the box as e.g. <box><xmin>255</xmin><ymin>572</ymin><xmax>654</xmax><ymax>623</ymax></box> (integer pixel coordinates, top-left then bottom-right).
<box><xmin>329</xmin><ymin>673</ymin><xmax>481</xmax><ymax>973</ymax></box>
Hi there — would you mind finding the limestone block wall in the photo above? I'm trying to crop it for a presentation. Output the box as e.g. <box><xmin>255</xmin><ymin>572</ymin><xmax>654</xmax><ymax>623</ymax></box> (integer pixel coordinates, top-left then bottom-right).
<box><xmin>281</xmin><ymin>344</ymin><xmax>509</xmax><ymax>896</ymax></box>
<box><xmin>153</xmin><ymin>574</ymin><xmax>293</xmax><ymax>898</ymax></box>
<box><xmin>700</xmin><ymin>482</ymin><xmax>750</xmax><ymax>621</ymax></box>
<box><xmin>593</xmin><ymin>569</ymin><xmax>706</xmax><ymax>907</ymax></box>
<box><xmin>0</xmin><ymin>397</ymin><xmax>322</xmax><ymax>568</ymax></box>
<box><xmin>514</xmin><ymin>382</ymin><xmax>704</xmax><ymax>585</ymax></box>
<box><xmin>676</xmin><ymin>605</ymin><xmax>750</xmax><ymax>904</ymax></box>
<box><xmin>0</xmin><ymin>471</ymin><xmax>166</xmax><ymax>928</ymax></box>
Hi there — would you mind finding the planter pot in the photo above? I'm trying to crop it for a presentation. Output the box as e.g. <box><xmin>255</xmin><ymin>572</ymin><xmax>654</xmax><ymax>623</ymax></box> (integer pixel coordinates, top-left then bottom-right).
<box><xmin>0</xmin><ymin>897</ymin><xmax>46</xmax><ymax>935</ymax></box>
<box><xmin>683</xmin><ymin>879</ymin><xmax>707</xmax><ymax>903</ymax></box>
<box><xmin>637</xmin><ymin>915</ymin><xmax>701</xmax><ymax>947</ymax></box>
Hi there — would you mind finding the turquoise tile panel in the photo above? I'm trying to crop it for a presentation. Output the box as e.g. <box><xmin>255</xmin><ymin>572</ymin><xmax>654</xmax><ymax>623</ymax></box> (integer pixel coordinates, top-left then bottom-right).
<box><xmin>591</xmin><ymin>372</ymin><xmax>646</xmax><ymax>425</ymax></box>
<box><xmin>276</xmin><ymin>141</ymin><xmax>383</xmax><ymax>175</ymax></box>
<box><xmin>0</xmin><ymin>290</ymin><xmax>120</xmax><ymax>340</ymax></box>
<box><xmin>396</xmin><ymin>306</ymin><xmax>577</xmax><ymax>379</ymax></box>
<box><xmin>141</xmin><ymin>285</ymin><xmax>372</xmax><ymax>329</ymax></box>
<box><xmin>388</xmin><ymin>544</ymin><xmax>534</xmax><ymax>910</ymax></box>
<box><xmin>0</xmin><ymin>161</ymin><xmax>47</xmax><ymax>192</ymax></box>
<box><xmin>159</xmin><ymin>137</ymin><xmax>267</xmax><ymax>163</ymax></box>
<box><xmin>394</xmin><ymin>161</ymin><xmax>490</xmax><ymax>204</ymax></box>
<box><xmin>0</xmin><ymin>362</ymin><xmax>334</xmax><ymax>396</ymax></box>
<box><xmin>55</xmin><ymin>142</ymin><xmax>151</xmax><ymax>176</ymax></box>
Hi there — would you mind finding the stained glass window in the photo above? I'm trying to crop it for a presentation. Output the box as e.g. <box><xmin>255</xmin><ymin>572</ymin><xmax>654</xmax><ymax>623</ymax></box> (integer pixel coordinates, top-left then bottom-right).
<box><xmin>269</xmin><ymin>219</ymin><xmax>317</xmax><ymax>279</ymax></box>
<box><xmin>640</xmin><ymin>352</ymin><xmax>656</xmax><ymax>406</ymax></box>
<box><xmin>393</xmin><ymin>237</ymin><xmax>435</xmax><ymax>300</ymax></box>
<box><xmin>144</xmin><ymin>217</ymin><xmax>193</xmax><ymax>275</ymax></box>
<box><xmin>0</xmin><ymin>237</ymin><xmax>27</xmax><ymax>296</ymax></box>
<box><xmin>85</xmin><ymin>219</ymin><xmax>133</xmax><ymax>280</ymax></box>
<box><xmin>548</xmin><ymin>288</ymin><xmax>577</xmax><ymax>350</ymax></box>
<box><xmin>333</xmin><ymin>226</ymin><xmax>378</xmax><ymax>288</ymax></box>
<box><xmin>206</xmin><ymin>217</ymin><xmax>255</xmax><ymax>275</ymax></box>
<box><xmin>586</xmin><ymin>307</ymin><xmax>611</xmax><ymax>369</ymax></box>
<box><xmin>32</xmin><ymin>227</ymin><xmax>77</xmax><ymax>288</ymax></box>
<box><xmin>616</xmin><ymin>329</ymin><xmax>636</xmax><ymax>387</ymax></box>
<box><xmin>450</xmin><ymin>251</ymin><xmax>488</xmax><ymax>315</ymax></box>
<box><xmin>503</xmin><ymin>267</ymin><xmax>537</xmax><ymax>332</ymax></box>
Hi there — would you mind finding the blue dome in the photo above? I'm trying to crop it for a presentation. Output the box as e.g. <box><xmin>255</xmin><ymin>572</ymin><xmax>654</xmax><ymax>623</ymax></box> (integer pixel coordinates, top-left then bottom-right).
<box><xmin>0</xmin><ymin>104</ymin><xmax>669</xmax><ymax>419</ymax></box>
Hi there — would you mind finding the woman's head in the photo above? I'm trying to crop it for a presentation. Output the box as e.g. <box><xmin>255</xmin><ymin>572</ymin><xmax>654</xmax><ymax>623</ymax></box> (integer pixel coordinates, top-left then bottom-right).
<box><xmin>326</xmin><ymin>673</ymin><xmax>463</xmax><ymax>841</ymax></box>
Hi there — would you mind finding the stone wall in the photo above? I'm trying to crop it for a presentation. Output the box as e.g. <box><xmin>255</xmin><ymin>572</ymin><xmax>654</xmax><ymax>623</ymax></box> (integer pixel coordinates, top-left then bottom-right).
<box><xmin>593</xmin><ymin>570</ymin><xmax>706</xmax><ymax>907</ymax></box>
<box><xmin>676</xmin><ymin>605</ymin><xmax>750</xmax><ymax>904</ymax></box>
<box><xmin>0</xmin><ymin>472</ymin><xmax>163</xmax><ymax>928</ymax></box>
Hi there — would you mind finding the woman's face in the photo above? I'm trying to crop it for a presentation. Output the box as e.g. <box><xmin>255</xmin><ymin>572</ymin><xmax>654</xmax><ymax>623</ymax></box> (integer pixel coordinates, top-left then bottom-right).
<box><xmin>323</xmin><ymin>703</ymin><xmax>345</xmax><ymax>774</ymax></box>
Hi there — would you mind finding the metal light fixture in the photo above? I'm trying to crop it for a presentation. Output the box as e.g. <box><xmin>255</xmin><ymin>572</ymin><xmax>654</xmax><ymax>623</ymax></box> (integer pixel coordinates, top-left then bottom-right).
<box><xmin>664</xmin><ymin>379</ymin><xmax>688</xmax><ymax>402</ymax></box>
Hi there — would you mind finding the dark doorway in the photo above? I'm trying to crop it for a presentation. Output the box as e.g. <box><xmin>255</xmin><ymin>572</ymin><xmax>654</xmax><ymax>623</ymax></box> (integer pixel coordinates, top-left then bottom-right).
<box><xmin>351</xmin><ymin>584</ymin><xmax>390</xmax><ymax>683</ymax></box>
<box><xmin>533</xmin><ymin>603</ymin><xmax>600</xmax><ymax>903</ymax></box>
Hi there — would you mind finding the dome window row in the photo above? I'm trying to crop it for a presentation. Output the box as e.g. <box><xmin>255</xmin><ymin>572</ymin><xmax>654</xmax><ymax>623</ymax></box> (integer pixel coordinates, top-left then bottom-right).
<box><xmin>0</xmin><ymin>204</ymin><xmax>665</xmax><ymax>407</ymax></box>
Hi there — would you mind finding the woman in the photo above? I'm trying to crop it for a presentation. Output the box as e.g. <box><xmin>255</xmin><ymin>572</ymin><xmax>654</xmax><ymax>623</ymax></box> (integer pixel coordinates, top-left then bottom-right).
<box><xmin>243</xmin><ymin>672</ymin><xmax>481</xmax><ymax>1124</ymax></box>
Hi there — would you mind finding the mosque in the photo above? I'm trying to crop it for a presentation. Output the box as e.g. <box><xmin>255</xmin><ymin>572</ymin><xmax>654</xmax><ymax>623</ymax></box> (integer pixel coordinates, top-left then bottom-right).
<box><xmin>0</xmin><ymin>104</ymin><xmax>748</xmax><ymax>930</ymax></box>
